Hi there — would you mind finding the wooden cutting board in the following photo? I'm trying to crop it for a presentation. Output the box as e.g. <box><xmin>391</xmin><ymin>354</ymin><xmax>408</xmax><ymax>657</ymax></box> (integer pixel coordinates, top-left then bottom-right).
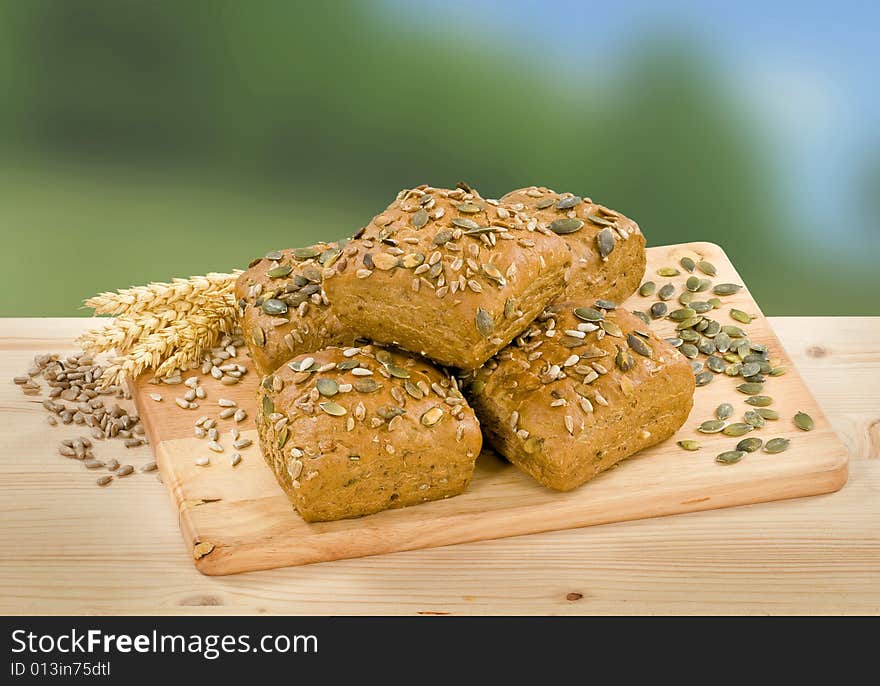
<box><xmin>133</xmin><ymin>242</ymin><xmax>848</xmax><ymax>575</ymax></box>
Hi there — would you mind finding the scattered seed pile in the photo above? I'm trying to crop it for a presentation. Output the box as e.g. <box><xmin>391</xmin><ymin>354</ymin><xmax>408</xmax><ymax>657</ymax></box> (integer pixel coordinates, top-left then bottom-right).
<box><xmin>633</xmin><ymin>254</ymin><xmax>814</xmax><ymax>464</ymax></box>
<box><xmin>13</xmin><ymin>351</ymin><xmax>154</xmax><ymax>486</ymax></box>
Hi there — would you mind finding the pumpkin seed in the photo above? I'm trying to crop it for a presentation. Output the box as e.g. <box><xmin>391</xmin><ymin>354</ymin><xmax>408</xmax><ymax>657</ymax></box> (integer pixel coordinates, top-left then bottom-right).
<box><xmin>740</xmin><ymin>362</ymin><xmax>761</xmax><ymax>378</ymax></box>
<box><xmin>639</xmin><ymin>281</ymin><xmax>656</xmax><ymax>297</ymax></box>
<box><xmin>769</xmin><ymin>367</ymin><xmax>788</xmax><ymax>377</ymax></box>
<box><xmin>504</xmin><ymin>297</ymin><xmax>517</xmax><ymax>319</ymax></box>
<box><xmin>764</xmin><ymin>438</ymin><xmax>791</xmax><ymax>454</ymax></box>
<box><xmin>679</xmin><ymin>343</ymin><xmax>699</xmax><ymax>359</ymax></box>
<box><xmin>657</xmin><ymin>267</ymin><xmax>680</xmax><ymax>277</ymax></box>
<box><xmin>686</xmin><ymin>276</ymin><xmax>701</xmax><ymax>292</ymax></box>
<box><xmin>678</xmin><ymin>440</ymin><xmax>701</xmax><ymax>451</ymax></box>
<box><xmin>708</xmin><ymin>297</ymin><xmax>723</xmax><ymax>308</ymax></box>
<box><xmin>737</xmin><ymin>382</ymin><xmax>764</xmax><ymax>395</ymax></box>
<box><xmin>698</xmin><ymin>419</ymin><xmax>725</xmax><ymax>433</ymax></box>
<box><xmin>794</xmin><ymin>411</ymin><xmax>814</xmax><ymax>431</ymax></box>
<box><xmin>549</xmin><ymin>218</ymin><xmax>584</xmax><ymax>234</ymax></box>
<box><xmin>536</xmin><ymin>197</ymin><xmax>555</xmax><ymax>209</ymax></box>
<box><xmin>745</xmin><ymin>395</ymin><xmax>773</xmax><ymax>407</ymax></box>
<box><xmin>695</xmin><ymin>371</ymin><xmax>713</xmax><ymax>386</ymax></box>
<box><xmin>319</xmin><ymin>401</ymin><xmax>347</xmax><ymax>416</ymax></box>
<box><xmin>267</xmin><ymin>265</ymin><xmax>292</xmax><ymax>278</ymax></box>
<box><xmin>615</xmin><ymin>347</ymin><xmax>635</xmax><ymax>372</ymax></box>
<box><xmin>624</xmin><ymin>333</ymin><xmax>650</xmax><ymax>358</ymax></box>
<box><xmin>714</xmin><ymin>332</ymin><xmax>732</xmax><ymax>352</ymax></box>
<box><xmin>737</xmin><ymin>437</ymin><xmax>763</xmax><ymax>453</ymax></box>
<box><xmin>412</xmin><ymin>208</ymin><xmax>429</xmax><ymax>228</ymax></box>
<box><xmin>432</xmin><ymin>230</ymin><xmax>454</xmax><ymax>246</ymax></box>
<box><xmin>296</xmin><ymin>246</ymin><xmax>325</xmax><ymax>261</ymax></box>
<box><xmin>650</xmin><ymin>302</ymin><xmax>668</xmax><ymax>319</ymax></box>
<box><xmin>265</xmin><ymin>250</ymin><xmax>284</xmax><ymax>260</ymax></box>
<box><xmin>658</xmin><ymin>283</ymin><xmax>676</xmax><ymax>301</ymax></box>
<box><xmin>706</xmin><ymin>355</ymin><xmax>725</xmax><ymax>373</ymax></box>
<box><xmin>585</xmin><ymin>213</ymin><xmax>614</xmax><ymax>226</ymax></box>
<box><xmin>744</xmin><ymin>410</ymin><xmax>766</xmax><ymax>428</ymax></box>
<box><xmin>601</xmin><ymin>319</ymin><xmax>624</xmax><ymax>337</ymax></box>
<box><xmin>669</xmin><ymin>307</ymin><xmax>696</xmax><ymax>322</ymax></box>
<box><xmin>713</xmin><ymin>283</ymin><xmax>742</xmax><ymax>296</ymax></box>
<box><xmin>757</xmin><ymin>408</ymin><xmax>779</xmax><ymax>420</ymax></box>
<box><xmin>277</xmin><ymin>427</ymin><xmax>289</xmax><ymax>450</ymax></box>
<box><xmin>456</xmin><ymin>201</ymin><xmax>483</xmax><ymax>214</ymax></box>
<box><xmin>574</xmin><ymin>306</ymin><xmax>604</xmax><ymax>322</ymax></box>
<box><xmin>730</xmin><ymin>309</ymin><xmax>753</xmax><ymax>324</ymax></box>
<box><xmin>597</xmin><ymin>228</ymin><xmax>615</xmax><ymax>258</ymax></box>
<box><xmin>353</xmin><ymin>379</ymin><xmax>381</xmax><ymax>393</ymax></box>
<box><xmin>723</xmin><ymin>422</ymin><xmax>754</xmax><ymax>437</ymax></box>
<box><xmin>716</xmin><ymin>403</ymin><xmax>734</xmax><ymax>420</ymax></box>
<box><xmin>452</xmin><ymin>217</ymin><xmax>480</xmax><ymax>230</ymax></box>
<box><xmin>475</xmin><ymin>308</ymin><xmax>494</xmax><ymax>337</ymax></box>
<box><xmin>716</xmin><ymin>450</ymin><xmax>744</xmax><ymax>465</ymax></box>
<box><xmin>386</xmin><ymin>363</ymin><xmax>410</xmax><ymax>379</ymax></box>
<box><xmin>261</xmin><ymin>298</ymin><xmax>288</xmax><ymax>315</ymax></box>
<box><xmin>556</xmin><ymin>195</ymin><xmax>582</xmax><ymax>210</ymax></box>
<box><xmin>690</xmin><ymin>301</ymin><xmax>712</xmax><ymax>314</ymax></box>
<box><xmin>679</xmin><ymin>256</ymin><xmax>696</xmax><ymax>272</ymax></box>
<box><xmin>404</xmin><ymin>380</ymin><xmax>423</xmax><ymax>399</ymax></box>
<box><xmin>632</xmin><ymin>310</ymin><xmax>650</xmax><ymax>324</ymax></box>
<box><xmin>316</xmin><ymin>378</ymin><xmax>339</xmax><ymax>397</ymax></box>
<box><xmin>595</xmin><ymin>299</ymin><xmax>617</xmax><ymax>310</ymax></box>
<box><xmin>697</xmin><ymin>260</ymin><xmax>716</xmax><ymax>276</ymax></box>
<box><xmin>262</xmin><ymin>394</ymin><xmax>274</xmax><ymax>415</ymax></box>
<box><xmin>482</xmin><ymin>263</ymin><xmax>505</xmax><ymax>283</ymax></box>
<box><xmin>421</xmin><ymin>406</ymin><xmax>444</xmax><ymax>426</ymax></box>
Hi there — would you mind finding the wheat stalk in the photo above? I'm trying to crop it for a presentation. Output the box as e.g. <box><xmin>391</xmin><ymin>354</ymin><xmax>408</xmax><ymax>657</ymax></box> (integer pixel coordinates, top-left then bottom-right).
<box><xmin>79</xmin><ymin>271</ymin><xmax>241</xmax><ymax>386</ymax></box>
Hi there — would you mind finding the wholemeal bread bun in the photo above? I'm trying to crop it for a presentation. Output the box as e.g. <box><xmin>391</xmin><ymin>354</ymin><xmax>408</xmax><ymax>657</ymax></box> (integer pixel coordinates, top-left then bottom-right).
<box><xmin>235</xmin><ymin>242</ymin><xmax>359</xmax><ymax>375</ymax></box>
<box><xmin>322</xmin><ymin>185</ymin><xmax>572</xmax><ymax>372</ymax></box>
<box><xmin>501</xmin><ymin>187</ymin><xmax>645</xmax><ymax>305</ymax></box>
<box><xmin>466</xmin><ymin>303</ymin><xmax>694</xmax><ymax>491</ymax></box>
<box><xmin>256</xmin><ymin>344</ymin><xmax>482</xmax><ymax>522</ymax></box>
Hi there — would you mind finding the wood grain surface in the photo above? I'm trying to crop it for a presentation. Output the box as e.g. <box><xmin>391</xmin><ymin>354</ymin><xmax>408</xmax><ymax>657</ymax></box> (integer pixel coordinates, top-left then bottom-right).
<box><xmin>129</xmin><ymin>243</ymin><xmax>849</xmax><ymax>574</ymax></box>
<box><xmin>1</xmin><ymin>275</ymin><xmax>877</xmax><ymax>612</ymax></box>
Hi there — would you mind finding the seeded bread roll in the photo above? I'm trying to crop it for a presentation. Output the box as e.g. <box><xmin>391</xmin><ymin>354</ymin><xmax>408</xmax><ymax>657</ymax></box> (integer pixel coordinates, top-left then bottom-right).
<box><xmin>466</xmin><ymin>304</ymin><xmax>694</xmax><ymax>491</ymax></box>
<box><xmin>501</xmin><ymin>187</ymin><xmax>646</xmax><ymax>306</ymax></box>
<box><xmin>322</xmin><ymin>185</ymin><xmax>572</xmax><ymax>372</ymax></box>
<box><xmin>256</xmin><ymin>345</ymin><xmax>482</xmax><ymax>522</ymax></box>
<box><xmin>235</xmin><ymin>242</ymin><xmax>360</xmax><ymax>376</ymax></box>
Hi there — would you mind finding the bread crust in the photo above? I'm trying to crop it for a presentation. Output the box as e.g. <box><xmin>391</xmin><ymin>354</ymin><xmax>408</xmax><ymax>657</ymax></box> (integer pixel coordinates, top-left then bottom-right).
<box><xmin>322</xmin><ymin>186</ymin><xmax>571</xmax><ymax>371</ymax></box>
<box><xmin>256</xmin><ymin>345</ymin><xmax>482</xmax><ymax>522</ymax></box>
<box><xmin>467</xmin><ymin>304</ymin><xmax>694</xmax><ymax>491</ymax></box>
<box><xmin>501</xmin><ymin>187</ymin><xmax>646</xmax><ymax>305</ymax></box>
<box><xmin>235</xmin><ymin>242</ymin><xmax>359</xmax><ymax>375</ymax></box>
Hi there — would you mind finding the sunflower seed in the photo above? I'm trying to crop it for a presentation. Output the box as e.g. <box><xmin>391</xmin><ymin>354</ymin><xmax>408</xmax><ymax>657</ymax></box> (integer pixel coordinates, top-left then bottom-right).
<box><xmin>234</xmin><ymin>409</ymin><xmax>247</xmax><ymax>422</ymax></box>
<box><xmin>639</xmin><ymin>281</ymin><xmax>656</xmax><ymax>297</ymax></box>
<box><xmin>737</xmin><ymin>437</ymin><xmax>763</xmax><ymax>453</ymax></box>
<box><xmin>233</xmin><ymin>438</ymin><xmax>252</xmax><ymax>449</ymax></box>
<box><xmin>549</xmin><ymin>218</ymin><xmax>584</xmax><ymax>234</ymax></box>
<box><xmin>698</xmin><ymin>419</ymin><xmax>726</xmax><ymax>433</ymax></box>
<box><xmin>764</xmin><ymin>438</ymin><xmax>791</xmax><ymax>454</ymax></box>
<box><xmin>149</xmin><ymin>393</ymin><xmax>162</xmax><ymax>402</ymax></box>
<box><xmin>96</xmin><ymin>475</ymin><xmax>113</xmax><ymax>487</ymax></box>
<box><xmin>794</xmin><ymin>411</ymin><xmax>814</xmax><ymax>431</ymax></box>
<box><xmin>716</xmin><ymin>450</ymin><xmax>744</xmax><ymax>464</ymax></box>
<box><xmin>678</xmin><ymin>440</ymin><xmax>701</xmax><ymax>451</ymax></box>
<box><xmin>141</xmin><ymin>461</ymin><xmax>158</xmax><ymax>473</ymax></box>
<box><xmin>231</xmin><ymin>453</ymin><xmax>242</xmax><ymax>467</ymax></box>
<box><xmin>195</xmin><ymin>457</ymin><xmax>210</xmax><ymax>467</ymax></box>
<box><xmin>117</xmin><ymin>464</ymin><xmax>134</xmax><ymax>477</ymax></box>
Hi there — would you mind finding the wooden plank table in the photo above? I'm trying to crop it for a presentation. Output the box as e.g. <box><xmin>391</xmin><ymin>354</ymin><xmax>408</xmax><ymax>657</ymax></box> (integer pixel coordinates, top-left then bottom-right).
<box><xmin>1</xmin><ymin>317</ymin><xmax>878</xmax><ymax>615</ymax></box>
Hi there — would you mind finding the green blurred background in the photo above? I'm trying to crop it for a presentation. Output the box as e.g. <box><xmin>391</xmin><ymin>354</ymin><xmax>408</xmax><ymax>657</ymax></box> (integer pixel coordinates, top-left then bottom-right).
<box><xmin>1</xmin><ymin>0</ymin><xmax>877</xmax><ymax>316</ymax></box>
